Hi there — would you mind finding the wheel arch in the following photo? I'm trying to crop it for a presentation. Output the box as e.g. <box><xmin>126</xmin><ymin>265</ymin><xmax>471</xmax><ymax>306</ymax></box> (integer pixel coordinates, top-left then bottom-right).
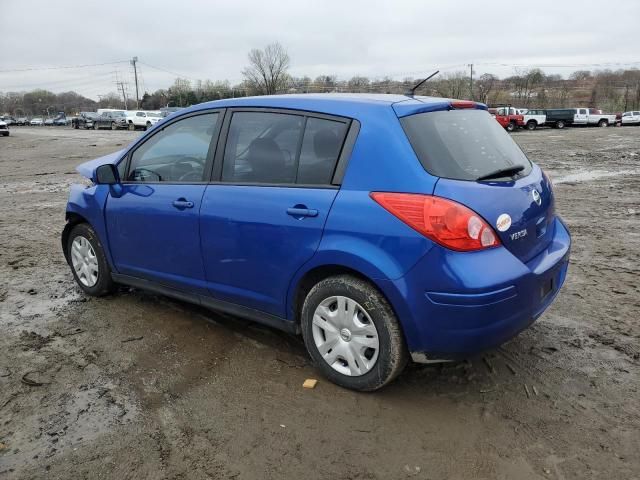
<box><xmin>61</xmin><ymin>212</ymin><xmax>90</xmax><ymax>264</ymax></box>
<box><xmin>287</xmin><ymin>259</ymin><xmax>408</xmax><ymax>333</ymax></box>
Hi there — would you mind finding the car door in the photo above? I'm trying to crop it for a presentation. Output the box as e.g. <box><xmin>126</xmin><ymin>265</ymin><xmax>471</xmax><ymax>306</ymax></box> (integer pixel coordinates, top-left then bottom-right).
<box><xmin>199</xmin><ymin>110</ymin><xmax>352</xmax><ymax>317</ymax></box>
<box><xmin>575</xmin><ymin>108</ymin><xmax>588</xmax><ymax>124</ymax></box>
<box><xmin>105</xmin><ymin>110</ymin><xmax>223</xmax><ymax>294</ymax></box>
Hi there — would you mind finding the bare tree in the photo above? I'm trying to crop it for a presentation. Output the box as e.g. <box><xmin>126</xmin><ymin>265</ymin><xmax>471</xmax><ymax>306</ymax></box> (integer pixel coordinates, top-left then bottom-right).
<box><xmin>242</xmin><ymin>43</ymin><xmax>290</xmax><ymax>95</ymax></box>
<box><xmin>475</xmin><ymin>73</ymin><xmax>497</xmax><ymax>104</ymax></box>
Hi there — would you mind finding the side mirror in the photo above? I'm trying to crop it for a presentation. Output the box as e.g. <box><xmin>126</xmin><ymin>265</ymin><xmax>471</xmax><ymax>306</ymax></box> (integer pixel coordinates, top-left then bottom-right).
<box><xmin>95</xmin><ymin>164</ymin><xmax>120</xmax><ymax>185</ymax></box>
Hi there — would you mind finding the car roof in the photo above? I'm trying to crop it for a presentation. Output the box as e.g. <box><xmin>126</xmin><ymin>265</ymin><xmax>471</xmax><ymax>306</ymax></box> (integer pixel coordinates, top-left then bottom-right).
<box><xmin>176</xmin><ymin>93</ymin><xmax>486</xmax><ymax>120</ymax></box>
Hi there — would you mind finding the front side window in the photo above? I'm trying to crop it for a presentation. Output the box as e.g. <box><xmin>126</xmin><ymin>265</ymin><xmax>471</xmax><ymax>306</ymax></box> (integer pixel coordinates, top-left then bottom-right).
<box><xmin>222</xmin><ymin>112</ymin><xmax>304</xmax><ymax>184</ymax></box>
<box><xmin>127</xmin><ymin>113</ymin><xmax>219</xmax><ymax>183</ymax></box>
<box><xmin>136</xmin><ymin>112</ymin><xmax>145</xmax><ymax>117</ymax></box>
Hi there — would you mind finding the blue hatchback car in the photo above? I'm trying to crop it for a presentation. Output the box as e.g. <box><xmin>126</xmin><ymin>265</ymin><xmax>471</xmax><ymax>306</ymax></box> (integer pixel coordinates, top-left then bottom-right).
<box><xmin>62</xmin><ymin>94</ymin><xmax>570</xmax><ymax>391</ymax></box>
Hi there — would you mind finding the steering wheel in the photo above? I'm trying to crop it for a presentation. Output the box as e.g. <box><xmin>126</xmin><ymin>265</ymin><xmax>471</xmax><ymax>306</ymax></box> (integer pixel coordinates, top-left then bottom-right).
<box><xmin>172</xmin><ymin>157</ymin><xmax>204</xmax><ymax>182</ymax></box>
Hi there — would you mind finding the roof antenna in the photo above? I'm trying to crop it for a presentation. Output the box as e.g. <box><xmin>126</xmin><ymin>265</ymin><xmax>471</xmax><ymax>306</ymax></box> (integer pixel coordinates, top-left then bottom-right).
<box><xmin>406</xmin><ymin>70</ymin><xmax>440</xmax><ymax>97</ymax></box>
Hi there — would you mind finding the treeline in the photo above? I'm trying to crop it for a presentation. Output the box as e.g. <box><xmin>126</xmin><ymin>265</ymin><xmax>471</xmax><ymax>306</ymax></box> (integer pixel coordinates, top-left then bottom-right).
<box><xmin>2</xmin><ymin>68</ymin><xmax>640</xmax><ymax>116</ymax></box>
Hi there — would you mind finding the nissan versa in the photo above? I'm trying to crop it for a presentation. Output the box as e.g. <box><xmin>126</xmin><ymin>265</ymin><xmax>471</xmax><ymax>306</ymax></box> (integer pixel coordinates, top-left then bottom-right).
<box><xmin>62</xmin><ymin>94</ymin><xmax>570</xmax><ymax>391</ymax></box>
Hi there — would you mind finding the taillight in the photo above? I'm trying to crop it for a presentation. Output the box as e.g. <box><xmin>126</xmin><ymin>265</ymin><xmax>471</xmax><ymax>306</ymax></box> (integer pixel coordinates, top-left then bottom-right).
<box><xmin>370</xmin><ymin>193</ymin><xmax>500</xmax><ymax>251</ymax></box>
<box><xmin>450</xmin><ymin>100</ymin><xmax>476</xmax><ymax>109</ymax></box>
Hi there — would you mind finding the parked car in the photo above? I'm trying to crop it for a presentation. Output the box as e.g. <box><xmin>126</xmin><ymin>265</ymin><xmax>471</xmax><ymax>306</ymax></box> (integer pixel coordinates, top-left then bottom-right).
<box><xmin>61</xmin><ymin>94</ymin><xmax>571</xmax><ymax>391</ymax></box>
<box><xmin>16</xmin><ymin>117</ymin><xmax>29</xmax><ymax>126</ymax></box>
<box><xmin>50</xmin><ymin>112</ymin><xmax>67</xmax><ymax>126</ymax></box>
<box><xmin>30</xmin><ymin>118</ymin><xmax>44</xmax><ymax>126</ymax></box>
<box><xmin>520</xmin><ymin>109</ymin><xmax>547</xmax><ymax>130</ymax></box>
<box><xmin>544</xmin><ymin>109</ymin><xmax>576</xmax><ymax>129</ymax></box>
<box><xmin>0</xmin><ymin>116</ymin><xmax>17</xmax><ymax>126</ymax></box>
<box><xmin>0</xmin><ymin>119</ymin><xmax>9</xmax><ymax>136</ymax></box>
<box><xmin>94</xmin><ymin>111</ymin><xmax>128</xmax><ymax>130</ymax></box>
<box><xmin>44</xmin><ymin>118</ymin><xmax>55</xmax><ymax>126</ymax></box>
<box><xmin>125</xmin><ymin>110</ymin><xmax>162</xmax><ymax>130</ymax></box>
<box><xmin>621</xmin><ymin>111</ymin><xmax>640</xmax><ymax>126</ymax></box>
<box><xmin>489</xmin><ymin>106</ymin><xmax>525</xmax><ymax>131</ymax></box>
<box><xmin>573</xmin><ymin>108</ymin><xmax>616</xmax><ymax>127</ymax></box>
<box><xmin>72</xmin><ymin>112</ymin><xmax>98</xmax><ymax>129</ymax></box>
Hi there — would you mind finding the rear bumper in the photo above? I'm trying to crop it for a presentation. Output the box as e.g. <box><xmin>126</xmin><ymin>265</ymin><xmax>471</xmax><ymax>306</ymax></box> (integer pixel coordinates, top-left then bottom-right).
<box><xmin>383</xmin><ymin>217</ymin><xmax>571</xmax><ymax>361</ymax></box>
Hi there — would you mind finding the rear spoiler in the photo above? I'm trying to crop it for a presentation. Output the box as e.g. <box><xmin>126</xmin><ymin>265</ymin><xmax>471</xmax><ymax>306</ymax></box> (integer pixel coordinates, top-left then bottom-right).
<box><xmin>392</xmin><ymin>98</ymin><xmax>488</xmax><ymax>118</ymax></box>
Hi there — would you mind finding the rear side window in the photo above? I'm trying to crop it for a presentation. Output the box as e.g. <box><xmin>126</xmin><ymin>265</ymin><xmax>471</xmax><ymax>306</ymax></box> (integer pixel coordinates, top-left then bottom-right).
<box><xmin>400</xmin><ymin>110</ymin><xmax>532</xmax><ymax>181</ymax></box>
<box><xmin>297</xmin><ymin>118</ymin><xmax>348</xmax><ymax>184</ymax></box>
<box><xmin>221</xmin><ymin>111</ymin><xmax>349</xmax><ymax>185</ymax></box>
<box><xmin>222</xmin><ymin>112</ymin><xmax>303</xmax><ymax>184</ymax></box>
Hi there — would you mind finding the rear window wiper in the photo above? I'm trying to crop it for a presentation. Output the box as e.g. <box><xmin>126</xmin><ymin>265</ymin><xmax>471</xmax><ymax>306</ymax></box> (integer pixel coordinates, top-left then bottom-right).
<box><xmin>476</xmin><ymin>165</ymin><xmax>525</xmax><ymax>181</ymax></box>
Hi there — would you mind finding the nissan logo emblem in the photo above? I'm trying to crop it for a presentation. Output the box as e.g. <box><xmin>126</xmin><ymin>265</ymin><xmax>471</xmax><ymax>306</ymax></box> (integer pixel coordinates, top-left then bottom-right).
<box><xmin>532</xmin><ymin>189</ymin><xmax>542</xmax><ymax>206</ymax></box>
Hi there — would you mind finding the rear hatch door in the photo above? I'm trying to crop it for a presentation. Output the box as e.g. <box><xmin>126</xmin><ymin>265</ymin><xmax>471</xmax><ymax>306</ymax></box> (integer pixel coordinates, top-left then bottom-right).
<box><xmin>400</xmin><ymin>108</ymin><xmax>554</xmax><ymax>264</ymax></box>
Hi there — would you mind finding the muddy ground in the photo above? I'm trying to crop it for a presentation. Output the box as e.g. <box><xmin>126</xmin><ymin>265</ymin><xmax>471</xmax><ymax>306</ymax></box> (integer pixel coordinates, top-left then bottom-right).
<box><xmin>0</xmin><ymin>125</ymin><xmax>639</xmax><ymax>480</ymax></box>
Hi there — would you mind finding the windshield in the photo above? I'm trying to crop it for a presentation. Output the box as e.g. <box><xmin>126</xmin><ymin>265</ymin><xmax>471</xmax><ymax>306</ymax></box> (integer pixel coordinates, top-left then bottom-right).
<box><xmin>400</xmin><ymin>109</ymin><xmax>532</xmax><ymax>181</ymax></box>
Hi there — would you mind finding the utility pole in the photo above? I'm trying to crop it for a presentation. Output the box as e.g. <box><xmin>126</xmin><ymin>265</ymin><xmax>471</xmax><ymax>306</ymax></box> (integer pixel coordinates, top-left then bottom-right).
<box><xmin>468</xmin><ymin>63</ymin><xmax>474</xmax><ymax>100</ymax></box>
<box><xmin>118</xmin><ymin>82</ymin><xmax>128</xmax><ymax>109</ymax></box>
<box><xmin>131</xmin><ymin>56</ymin><xmax>140</xmax><ymax>109</ymax></box>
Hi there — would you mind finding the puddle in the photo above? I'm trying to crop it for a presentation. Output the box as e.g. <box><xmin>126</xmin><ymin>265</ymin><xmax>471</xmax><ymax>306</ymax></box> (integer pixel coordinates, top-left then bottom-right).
<box><xmin>554</xmin><ymin>169</ymin><xmax>640</xmax><ymax>184</ymax></box>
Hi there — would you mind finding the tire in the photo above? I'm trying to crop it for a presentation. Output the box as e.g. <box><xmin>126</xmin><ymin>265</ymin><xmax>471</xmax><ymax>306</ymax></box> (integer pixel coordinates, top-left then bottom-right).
<box><xmin>93</xmin><ymin>123</ymin><xmax>99</xmax><ymax>130</ymax></box>
<box><xmin>128</xmin><ymin>122</ymin><xmax>135</xmax><ymax>131</ymax></box>
<box><xmin>598</xmin><ymin>119</ymin><xmax>608</xmax><ymax>127</ymax></box>
<box><xmin>66</xmin><ymin>223</ymin><xmax>115</xmax><ymax>297</ymax></box>
<box><xmin>526</xmin><ymin>121</ymin><xmax>537</xmax><ymax>131</ymax></box>
<box><xmin>145</xmin><ymin>122</ymin><xmax>151</xmax><ymax>131</ymax></box>
<box><xmin>556</xmin><ymin>120</ymin><xmax>566</xmax><ymax>129</ymax></box>
<box><xmin>111</xmin><ymin>122</ymin><xmax>117</xmax><ymax>130</ymax></box>
<box><xmin>506</xmin><ymin>121</ymin><xmax>516</xmax><ymax>132</ymax></box>
<box><xmin>301</xmin><ymin>275</ymin><xmax>408</xmax><ymax>391</ymax></box>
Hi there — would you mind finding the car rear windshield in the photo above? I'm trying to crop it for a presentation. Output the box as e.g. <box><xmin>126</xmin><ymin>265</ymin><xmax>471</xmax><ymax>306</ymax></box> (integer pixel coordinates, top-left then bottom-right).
<box><xmin>400</xmin><ymin>109</ymin><xmax>532</xmax><ymax>181</ymax></box>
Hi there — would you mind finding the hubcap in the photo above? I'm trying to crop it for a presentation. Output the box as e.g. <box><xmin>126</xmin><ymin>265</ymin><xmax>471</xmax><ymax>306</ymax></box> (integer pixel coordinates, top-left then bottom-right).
<box><xmin>311</xmin><ymin>296</ymin><xmax>380</xmax><ymax>377</ymax></box>
<box><xmin>70</xmin><ymin>236</ymin><xmax>99</xmax><ymax>287</ymax></box>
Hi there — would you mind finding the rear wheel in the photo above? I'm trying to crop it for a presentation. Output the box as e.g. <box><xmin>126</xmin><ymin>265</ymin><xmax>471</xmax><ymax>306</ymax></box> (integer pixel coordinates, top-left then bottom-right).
<box><xmin>526</xmin><ymin>120</ymin><xmax>537</xmax><ymax>131</ymax></box>
<box><xmin>128</xmin><ymin>122</ymin><xmax>135</xmax><ymax>131</ymax></box>
<box><xmin>301</xmin><ymin>275</ymin><xmax>408</xmax><ymax>391</ymax></box>
<box><xmin>66</xmin><ymin>223</ymin><xmax>115</xmax><ymax>297</ymax></box>
<box><xmin>598</xmin><ymin>119</ymin><xmax>608</xmax><ymax>127</ymax></box>
<box><xmin>93</xmin><ymin>123</ymin><xmax>98</xmax><ymax>130</ymax></box>
<box><xmin>556</xmin><ymin>120</ymin><xmax>566</xmax><ymax>129</ymax></box>
<box><xmin>145</xmin><ymin>121</ymin><xmax>151</xmax><ymax>131</ymax></box>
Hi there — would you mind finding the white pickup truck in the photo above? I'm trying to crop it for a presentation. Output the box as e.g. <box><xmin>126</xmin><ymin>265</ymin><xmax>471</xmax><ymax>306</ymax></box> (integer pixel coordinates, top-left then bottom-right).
<box><xmin>517</xmin><ymin>108</ymin><xmax>547</xmax><ymax>130</ymax></box>
<box><xmin>125</xmin><ymin>111</ymin><xmax>163</xmax><ymax>131</ymax></box>
<box><xmin>573</xmin><ymin>108</ymin><xmax>616</xmax><ymax>127</ymax></box>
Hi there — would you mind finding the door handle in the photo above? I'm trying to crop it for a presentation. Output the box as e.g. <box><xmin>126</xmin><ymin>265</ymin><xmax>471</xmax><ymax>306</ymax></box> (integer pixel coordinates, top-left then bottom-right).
<box><xmin>172</xmin><ymin>198</ymin><xmax>194</xmax><ymax>209</ymax></box>
<box><xmin>286</xmin><ymin>207</ymin><xmax>318</xmax><ymax>218</ymax></box>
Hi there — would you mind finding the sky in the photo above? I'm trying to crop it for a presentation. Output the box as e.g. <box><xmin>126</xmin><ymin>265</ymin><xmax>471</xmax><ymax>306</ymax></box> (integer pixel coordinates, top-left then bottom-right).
<box><xmin>1</xmin><ymin>0</ymin><xmax>639</xmax><ymax>100</ymax></box>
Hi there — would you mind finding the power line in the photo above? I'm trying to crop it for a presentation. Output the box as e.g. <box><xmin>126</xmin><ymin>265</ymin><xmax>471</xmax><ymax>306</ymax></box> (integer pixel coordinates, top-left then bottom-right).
<box><xmin>0</xmin><ymin>60</ymin><xmax>129</xmax><ymax>74</ymax></box>
<box><xmin>138</xmin><ymin>61</ymin><xmax>197</xmax><ymax>82</ymax></box>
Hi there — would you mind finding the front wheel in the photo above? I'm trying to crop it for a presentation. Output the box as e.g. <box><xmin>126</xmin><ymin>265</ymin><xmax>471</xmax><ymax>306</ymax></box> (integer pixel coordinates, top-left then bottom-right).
<box><xmin>111</xmin><ymin>122</ymin><xmax>117</xmax><ymax>130</ymax></box>
<box><xmin>66</xmin><ymin>223</ymin><xmax>115</xmax><ymax>296</ymax></box>
<box><xmin>506</xmin><ymin>121</ymin><xmax>516</xmax><ymax>132</ymax></box>
<box><xmin>301</xmin><ymin>275</ymin><xmax>408</xmax><ymax>391</ymax></box>
<box><xmin>128</xmin><ymin>122</ymin><xmax>135</xmax><ymax>131</ymax></box>
<box><xmin>526</xmin><ymin>121</ymin><xmax>537</xmax><ymax>131</ymax></box>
